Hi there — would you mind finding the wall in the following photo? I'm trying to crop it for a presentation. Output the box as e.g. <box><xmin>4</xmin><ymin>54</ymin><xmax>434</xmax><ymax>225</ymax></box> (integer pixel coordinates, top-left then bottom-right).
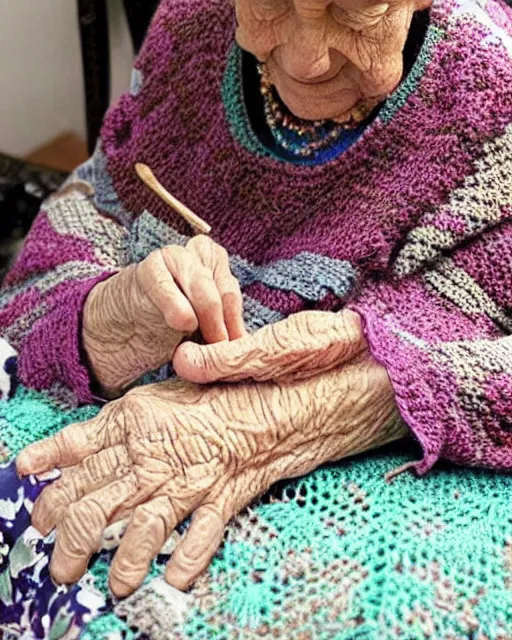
<box><xmin>0</xmin><ymin>0</ymin><xmax>133</xmax><ymax>158</ymax></box>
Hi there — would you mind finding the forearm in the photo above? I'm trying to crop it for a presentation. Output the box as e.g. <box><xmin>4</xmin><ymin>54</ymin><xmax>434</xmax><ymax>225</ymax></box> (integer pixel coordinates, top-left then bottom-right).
<box><xmin>0</xmin><ymin>194</ymin><xmax>127</xmax><ymax>403</ymax></box>
<box><xmin>275</xmin><ymin>364</ymin><xmax>406</xmax><ymax>479</ymax></box>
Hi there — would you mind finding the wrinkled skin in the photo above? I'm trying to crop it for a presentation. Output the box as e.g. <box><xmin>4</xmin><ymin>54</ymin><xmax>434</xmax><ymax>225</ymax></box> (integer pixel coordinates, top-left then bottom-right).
<box><xmin>18</xmin><ymin>310</ymin><xmax>406</xmax><ymax>597</ymax></box>
<box><xmin>83</xmin><ymin>235</ymin><xmax>246</xmax><ymax>396</ymax></box>
<box><xmin>235</xmin><ymin>0</ymin><xmax>432</xmax><ymax>121</ymax></box>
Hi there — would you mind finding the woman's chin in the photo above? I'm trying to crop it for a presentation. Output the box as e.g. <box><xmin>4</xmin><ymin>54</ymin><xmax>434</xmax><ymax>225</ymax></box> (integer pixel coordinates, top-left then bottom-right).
<box><xmin>275</xmin><ymin>84</ymin><xmax>360</xmax><ymax>122</ymax></box>
<box><xmin>284</xmin><ymin>101</ymin><xmax>360</xmax><ymax>123</ymax></box>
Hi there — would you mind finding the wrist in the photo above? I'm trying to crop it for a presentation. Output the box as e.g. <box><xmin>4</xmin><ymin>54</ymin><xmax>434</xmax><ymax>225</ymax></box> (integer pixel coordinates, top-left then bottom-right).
<box><xmin>82</xmin><ymin>266</ymin><xmax>138</xmax><ymax>395</ymax></box>
<box><xmin>266</xmin><ymin>358</ymin><xmax>405</xmax><ymax>477</ymax></box>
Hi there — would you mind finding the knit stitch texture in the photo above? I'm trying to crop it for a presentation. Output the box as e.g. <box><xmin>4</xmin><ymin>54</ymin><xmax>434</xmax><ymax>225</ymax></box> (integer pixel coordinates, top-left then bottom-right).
<box><xmin>1</xmin><ymin>384</ymin><xmax>512</xmax><ymax>639</ymax></box>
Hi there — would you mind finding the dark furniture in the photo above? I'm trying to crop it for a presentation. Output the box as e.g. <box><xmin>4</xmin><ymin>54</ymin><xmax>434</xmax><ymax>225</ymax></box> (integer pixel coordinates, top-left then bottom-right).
<box><xmin>78</xmin><ymin>0</ymin><xmax>160</xmax><ymax>155</ymax></box>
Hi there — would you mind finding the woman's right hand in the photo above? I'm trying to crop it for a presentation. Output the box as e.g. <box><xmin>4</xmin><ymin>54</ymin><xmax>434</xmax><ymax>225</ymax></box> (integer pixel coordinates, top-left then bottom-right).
<box><xmin>82</xmin><ymin>235</ymin><xmax>246</xmax><ymax>396</ymax></box>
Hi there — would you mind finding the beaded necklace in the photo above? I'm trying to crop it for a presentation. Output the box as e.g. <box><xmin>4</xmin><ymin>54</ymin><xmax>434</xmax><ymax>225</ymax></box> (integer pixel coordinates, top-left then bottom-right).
<box><xmin>258</xmin><ymin>63</ymin><xmax>373</xmax><ymax>159</ymax></box>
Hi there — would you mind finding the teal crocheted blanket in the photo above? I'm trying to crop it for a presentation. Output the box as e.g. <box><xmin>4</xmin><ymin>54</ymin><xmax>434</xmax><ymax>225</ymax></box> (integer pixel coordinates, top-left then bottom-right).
<box><xmin>1</xmin><ymin>384</ymin><xmax>512</xmax><ymax>639</ymax></box>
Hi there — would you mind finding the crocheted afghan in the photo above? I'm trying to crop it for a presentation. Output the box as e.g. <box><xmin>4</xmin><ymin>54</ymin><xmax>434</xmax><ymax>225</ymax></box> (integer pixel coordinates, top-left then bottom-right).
<box><xmin>2</xmin><ymin>0</ymin><xmax>512</xmax><ymax>475</ymax></box>
<box><xmin>1</xmin><ymin>0</ymin><xmax>512</xmax><ymax>636</ymax></box>
<box><xmin>1</xmin><ymin>372</ymin><xmax>512</xmax><ymax>639</ymax></box>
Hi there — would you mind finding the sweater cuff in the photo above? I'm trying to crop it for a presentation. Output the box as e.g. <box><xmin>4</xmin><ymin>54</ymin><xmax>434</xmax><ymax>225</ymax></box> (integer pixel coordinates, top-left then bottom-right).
<box><xmin>351</xmin><ymin>304</ymin><xmax>446</xmax><ymax>476</ymax></box>
<box><xmin>18</xmin><ymin>272</ymin><xmax>117</xmax><ymax>406</ymax></box>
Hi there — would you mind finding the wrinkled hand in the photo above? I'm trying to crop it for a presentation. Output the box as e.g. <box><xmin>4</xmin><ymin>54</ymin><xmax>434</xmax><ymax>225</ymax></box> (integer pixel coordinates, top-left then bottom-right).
<box><xmin>83</xmin><ymin>235</ymin><xmax>246</xmax><ymax>396</ymax></box>
<box><xmin>174</xmin><ymin>308</ymin><xmax>366</xmax><ymax>384</ymax></box>
<box><xmin>17</xmin><ymin>312</ymin><xmax>404</xmax><ymax>598</ymax></box>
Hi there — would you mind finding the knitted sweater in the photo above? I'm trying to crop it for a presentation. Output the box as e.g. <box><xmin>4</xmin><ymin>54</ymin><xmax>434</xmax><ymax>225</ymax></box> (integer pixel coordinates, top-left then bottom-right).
<box><xmin>1</xmin><ymin>0</ymin><xmax>512</xmax><ymax>477</ymax></box>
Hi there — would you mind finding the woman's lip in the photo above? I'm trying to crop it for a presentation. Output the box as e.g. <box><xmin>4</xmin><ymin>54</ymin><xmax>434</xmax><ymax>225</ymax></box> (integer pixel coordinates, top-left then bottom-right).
<box><xmin>272</xmin><ymin>67</ymin><xmax>348</xmax><ymax>96</ymax></box>
<box><xmin>274</xmin><ymin>63</ymin><xmax>402</xmax><ymax>103</ymax></box>
<box><xmin>284</xmin><ymin>71</ymin><xmax>340</xmax><ymax>86</ymax></box>
<box><xmin>271</xmin><ymin>51</ymin><xmax>345</xmax><ymax>86</ymax></box>
<box><xmin>276</xmin><ymin>72</ymin><xmax>360</xmax><ymax>103</ymax></box>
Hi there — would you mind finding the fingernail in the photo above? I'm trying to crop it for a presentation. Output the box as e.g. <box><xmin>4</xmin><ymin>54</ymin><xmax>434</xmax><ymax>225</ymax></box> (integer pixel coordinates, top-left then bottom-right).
<box><xmin>50</xmin><ymin>553</ymin><xmax>88</xmax><ymax>585</ymax></box>
<box><xmin>109</xmin><ymin>574</ymin><xmax>138</xmax><ymax>599</ymax></box>
<box><xmin>17</xmin><ymin>449</ymin><xmax>49</xmax><ymax>476</ymax></box>
<box><xmin>165</xmin><ymin>566</ymin><xmax>191</xmax><ymax>592</ymax></box>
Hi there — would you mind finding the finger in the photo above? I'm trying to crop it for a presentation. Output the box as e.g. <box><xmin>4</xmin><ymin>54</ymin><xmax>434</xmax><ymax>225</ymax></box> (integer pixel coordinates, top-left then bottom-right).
<box><xmin>164</xmin><ymin>466</ymin><xmax>269</xmax><ymax>591</ymax></box>
<box><xmin>184</xmin><ymin>236</ymin><xmax>234</xmax><ymax>343</ymax></box>
<box><xmin>17</xmin><ymin>405</ymin><xmax>123</xmax><ymax>476</ymax></box>
<box><xmin>188</xmin><ymin>270</ymin><xmax>229</xmax><ymax>343</ymax></box>
<box><xmin>164</xmin><ymin>248</ymin><xmax>228</xmax><ymax>344</ymax></box>
<box><xmin>223</xmin><ymin>291</ymin><xmax>247</xmax><ymax>340</ymax></box>
<box><xmin>213</xmin><ymin>260</ymin><xmax>247</xmax><ymax>341</ymax></box>
<box><xmin>50</xmin><ymin>473</ymin><xmax>138</xmax><ymax>585</ymax></box>
<box><xmin>187</xmin><ymin>235</ymin><xmax>246</xmax><ymax>340</ymax></box>
<box><xmin>32</xmin><ymin>444</ymin><xmax>131</xmax><ymax>536</ymax></box>
<box><xmin>173</xmin><ymin>310</ymin><xmax>366</xmax><ymax>384</ymax></box>
<box><xmin>140</xmin><ymin>250</ymin><xmax>198</xmax><ymax>333</ymax></box>
<box><xmin>173</xmin><ymin>334</ymin><xmax>257</xmax><ymax>384</ymax></box>
<box><xmin>109</xmin><ymin>496</ymin><xmax>177</xmax><ymax>598</ymax></box>
<box><xmin>165</xmin><ymin>503</ymin><xmax>226</xmax><ymax>592</ymax></box>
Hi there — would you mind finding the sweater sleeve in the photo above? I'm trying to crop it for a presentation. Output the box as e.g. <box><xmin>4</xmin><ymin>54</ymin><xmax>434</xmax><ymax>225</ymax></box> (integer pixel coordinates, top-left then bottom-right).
<box><xmin>0</xmin><ymin>142</ymin><xmax>132</xmax><ymax>405</ymax></box>
<box><xmin>351</xmin><ymin>221</ymin><xmax>512</xmax><ymax>475</ymax></box>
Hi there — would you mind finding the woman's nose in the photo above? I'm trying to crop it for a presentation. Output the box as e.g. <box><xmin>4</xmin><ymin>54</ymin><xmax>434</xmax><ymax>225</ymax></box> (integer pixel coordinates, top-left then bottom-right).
<box><xmin>281</xmin><ymin>37</ymin><xmax>331</xmax><ymax>82</ymax></box>
<box><xmin>281</xmin><ymin>23</ymin><xmax>332</xmax><ymax>81</ymax></box>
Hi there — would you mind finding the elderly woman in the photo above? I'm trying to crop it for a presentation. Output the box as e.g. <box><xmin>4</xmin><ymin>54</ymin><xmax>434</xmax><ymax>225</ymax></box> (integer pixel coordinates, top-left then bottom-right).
<box><xmin>1</xmin><ymin>0</ymin><xmax>512</xmax><ymax>636</ymax></box>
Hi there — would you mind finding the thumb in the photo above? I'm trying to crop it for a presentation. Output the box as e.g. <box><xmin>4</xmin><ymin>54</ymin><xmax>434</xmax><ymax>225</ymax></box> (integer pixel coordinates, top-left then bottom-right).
<box><xmin>172</xmin><ymin>309</ymin><xmax>367</xmax><ymax>384</ymax></box>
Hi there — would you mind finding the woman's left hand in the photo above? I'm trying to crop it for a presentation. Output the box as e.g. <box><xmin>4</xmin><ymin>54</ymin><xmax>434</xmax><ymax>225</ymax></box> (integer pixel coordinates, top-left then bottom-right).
<box><xmin>16</xmin><ymin>311</ymin><xmax>404</xmax><ymax>598</ymax></box>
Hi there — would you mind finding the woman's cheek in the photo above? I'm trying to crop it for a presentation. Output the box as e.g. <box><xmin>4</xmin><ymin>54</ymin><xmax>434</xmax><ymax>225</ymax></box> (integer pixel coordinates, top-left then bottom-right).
<box><xmin>235</xmin><ymin>24</ymin><xmax>276</xmax><ymax>61</ymax></box>
<box><xmin>362</xmin><ymin>55</ymin><xmax>404</xmax><ymax>97</ymax></box>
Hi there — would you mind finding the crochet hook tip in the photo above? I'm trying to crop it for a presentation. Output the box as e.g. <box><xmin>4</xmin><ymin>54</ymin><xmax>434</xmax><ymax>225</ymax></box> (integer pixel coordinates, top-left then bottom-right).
<box><xmin>135</xmin><ymin>162</ymin><xmax>212</xmax><ymax>236</ymax></box>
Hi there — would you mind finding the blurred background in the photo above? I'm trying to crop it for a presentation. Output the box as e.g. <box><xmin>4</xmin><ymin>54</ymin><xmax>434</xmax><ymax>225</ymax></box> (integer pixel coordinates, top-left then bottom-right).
<box><xmin>1</xmin><ymin>0</ymin><xmax>135</xmax><ymax>168</ymax></box>
<box><xmin>0</xmin><ymin>0</ymin><xmax>159</xmax><ymax>278</ymax></box>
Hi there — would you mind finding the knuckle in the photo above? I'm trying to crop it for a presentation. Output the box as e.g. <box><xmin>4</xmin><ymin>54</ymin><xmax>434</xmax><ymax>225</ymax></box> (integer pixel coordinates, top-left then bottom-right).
<box><xmin>194</xmin><ymin>264</ymin><xmax>215</xmax><ymax>281</ymax></box>
<box><xmin>131</xmin><ymin>504</ymin><xmax>155</xmax><ymax>529</ymax></box>
<box><xmin>162</xmin><ymin>244</ymin><xmax>187</xmax><ymax>267</ymax></box>
<box><xmin>215</xmin><ymin>245</ymin><xmax>229</xmax><ymax>264</ymax></box>
<box><xmin>187</xmin><ymin>234</ymin><xmax>212</xmax><ymax>252</ymax></box>
<box><xmin>118</xmin><ymin>393</ymin><xmax>150</xmax><ymax>422</ymax></box>
<box><xmin>341</xmin><ymin>308</ymin><xmax>362</xmax><ymax>330</ymax></box>
<box><xmin>172</xmin><ymin>306</ymin><xmax>198</xmax><ymax>333</ymax></box>
<box><xmin>141</xmin><ymin>251</ymin><xmax>159</xmax><ymax>271</ymax></box>
<box><xmin>192</xmin><ymin>277</ymin><xmax>221</xmax><ymax>308</ymax></box>
<box><xmin>53</xmin><ymin>430</ymin><xmax>71</xmax><ymax>460</ymax></box>
<box><xmin>121</xmin><ymin>391</ymin><xmax>147</xmax><ymax>411</ymax></box>
<box><xmin>49</xmin><ymin>479</ymin><xmax>76</xmax><ymax>506</ymax></box>
<box><xmin>65</xmin><ymin>502</ymin><xmax>83</xmax><ymax>522</ymax></box>
<box><xmin>337</xmin><ymin>309</ymin><xmax>364</xmax><ymax>342</ymax></box>
<box><xmin>221</xmin><ymin>275</ymin><xmax>242</xmax><ymax>296</ymax></box>
<box><xmin>142</xmin><ymin>249</ymin><xmax>165</xmax><ymax>276</ymax></box>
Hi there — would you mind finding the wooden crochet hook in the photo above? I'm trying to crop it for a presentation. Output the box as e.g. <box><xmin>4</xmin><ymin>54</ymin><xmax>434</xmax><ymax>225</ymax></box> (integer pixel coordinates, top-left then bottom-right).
<box><xmin>135</xmin><ymin>163</ymin><xmax>212</xmax><ymax>235</ymax></box>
